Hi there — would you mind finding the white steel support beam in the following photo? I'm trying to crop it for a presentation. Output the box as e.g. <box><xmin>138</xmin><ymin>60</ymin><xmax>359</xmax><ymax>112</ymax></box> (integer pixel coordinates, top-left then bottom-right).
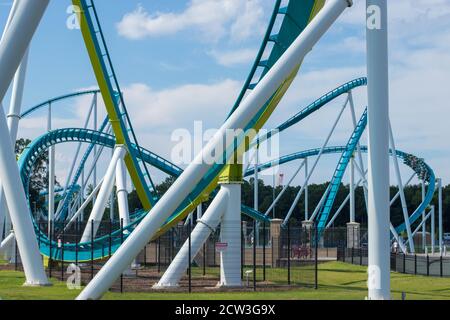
<box><xmin>77</xmin><ymin>0</ymin><xmax>352</xmax><ymax>299</ymax></box>
<box><xmin>0</xmin><ymin>0</ymin><xmax>50</xmax><ymax>286</ymax></box>
<box><xmin>80</xmin><ymin>146</ymin><xmax>126</xmax><ymax>243</ymax></box>
<box><xmin>348</xmin><ymin>90</ymin><xmax>369</xmax><ymax>210</ymax></box>
<box><xmin>264</xmin><ymin>160</ymin><xmax>305</xmax><ymax>216</ymax></box>
<box><xmin>48</xmin><ymin>103</ymin><xmax>55</xmax><ymax>235</ymax></box>
<box><xmin>284</xmin><ymin>95</ymin><xmax>349</xmax><ymax>226</ymax></box>
<box><xmin>350</xmin><ymin>157</ymin><xmax>355</xmax><ymax>223</ymax></box>
<box><xmin>422</xmin><ymin>181</ymin><xmax>426</xmax><ymax>250</ymax></box>
<box><xmin>155</xmin><ymin>188</ymin><xmax>228</xmax><ymax>287</ymax></box>
<box><xmin>366</xmin><ymin>0</ymin><xmax>391</xmax><ymax>300</ymax></box>
<box><xmin>305</xmin><ymin>157</ymin><xmax>309</xmax><ymax>220</ymax></box>
<box><xmin>116</xmin><ymin>159</ymin><xmax>130</xmax><ymax>228</ymax></box>
<box><xmin>64</xmin><ymin>177</ymin><xmax>104</xmax><ymax>231</ymax></box>
<box><xmin>389</xmin><ymin>121</ymin><xmax>414</xmax><ymax>253</ymax></box>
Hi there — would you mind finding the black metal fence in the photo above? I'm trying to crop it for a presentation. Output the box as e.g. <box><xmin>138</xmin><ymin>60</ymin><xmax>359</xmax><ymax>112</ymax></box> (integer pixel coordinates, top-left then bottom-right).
<box><xmin>6</xmin><ymin>219</ymin><xmax>320</xmax><ymax>293</ymax></box>
<box><xmin>338</xmin><ymin>246</ymin><xmax>450</xmax><ymax>277</ymax></box>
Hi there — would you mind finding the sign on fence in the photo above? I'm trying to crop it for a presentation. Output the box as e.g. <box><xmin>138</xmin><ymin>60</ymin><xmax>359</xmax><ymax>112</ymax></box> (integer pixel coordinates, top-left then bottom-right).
<box><xmin>215</xmin><ymin>242</ymin><xmax>228</xmax><ymax>252</ymax></box>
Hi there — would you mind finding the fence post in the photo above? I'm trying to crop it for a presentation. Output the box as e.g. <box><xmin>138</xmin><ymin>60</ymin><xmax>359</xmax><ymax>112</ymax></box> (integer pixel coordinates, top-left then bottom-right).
<box><xmin>315</xmin><ymin>224</ymin><xmax>318</xmax><ymax>290</ymax></box>
<box><xmin>440</xmin><ymin>255</ymin><xmax>443</xmax><ymax>277</ymax></box>
<box><xmin>263</xmin><ymin>221</ymin><xmax>266</xmax><ymax>282</ymax></box>
<box><xmin>202</xmin><ymin>243</ymin><xmax>206</xmax><ymax>277</ymax></box>
<box><xmin>351</xmin><ymin>247</ymin><xmax>354</xmax><ymax>264</ymax></box>
<box><xmin>287</xmin><ymin>221</ymin><xmax>291</xmax><ymax>285</ymax></box>
<box><xmin>61</xmin><ymin>222</ymin><xmax>65</xmax><ymax>281</ymax></box>
<box><xmin>120</xmin><ymin>218</ymin><xmax>124</xmax><ymax>293</ymax></box>
<box><xmin>403</xmin><ymin>253</ymin><xmax>406</xmax><ymax>274</ymax></box>
<box><xmin>253</xmin><ymin>220</ymin><xmax>257</xmax><ymax>291</ymax></box>
<box><xmin>414</xmin><ymin>254</ymin><xmax>417</xmax><ymax>275</ymax></box>
<box><xmin>91</xmin><ymin>219</ymin><xmax>94</xmax><ymax>280</ymax></box>
<box><xmin>157</xmin><ymin>236</ymin><xmax>161</xmax><ymax>273</ymax></box>
<box><xmin>144</xmin><ymin>244</ymin><xmax>147</xmax><ymax>267</ymax></box>
<box><xmin>14</xmin><ymin>237</ymin><xmax>18</xmax><ymax>271</ymax></box>
<box><xmin>49</xmin><ymin>220</ymin><xmax>53</xmax><ymax>278</ymax></box>
<box><xmin>75</xmin><ymin>220</ymin><xmax>79</xmax><ymax>267</ymax></box>
<box><xmin>188</xmin><ymin>222</ymin><xmax>192</xmax><ymax>293</ymax></box>
<box><xmin>241</xmin><ymin>221</ymin><xmax>244</xmax><ymax>280</ymax></box>
<box><xmin>109</xmin><ymin>219</ymin><xmax>112</xmax><ymax>257</ymax></box>
<box><xmin>360</xmin><ymin>247</ymin><xmax>363</xmax><ymax>266</ymax></box>
<box><xmin>427</xmin><ymin>255</ymin><xmax>430</xmax><ymax>276</ymax></box>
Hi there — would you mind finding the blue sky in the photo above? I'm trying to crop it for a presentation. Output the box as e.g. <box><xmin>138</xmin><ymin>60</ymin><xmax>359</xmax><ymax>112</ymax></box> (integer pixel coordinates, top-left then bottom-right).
<box><xmin>2</xmin><ymin>0</ymin><xmax>450</xmax><ymax>188</ymax></box>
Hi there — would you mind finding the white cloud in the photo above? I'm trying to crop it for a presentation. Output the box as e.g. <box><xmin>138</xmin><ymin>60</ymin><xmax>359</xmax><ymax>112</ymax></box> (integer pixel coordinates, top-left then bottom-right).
<box><xmin>208</xmin><ymin>48</ymin><xmax>257</xmax><ymax>67</ymax></box>
<box><xmin>123</xmin><ymin>79</ymin><xmax>241</xmax><ymax>132</ymax></box>
<box><xmin>117</xmin><ymin>0</ymin><xmax>266</xmax><ymax>43</ymax></box>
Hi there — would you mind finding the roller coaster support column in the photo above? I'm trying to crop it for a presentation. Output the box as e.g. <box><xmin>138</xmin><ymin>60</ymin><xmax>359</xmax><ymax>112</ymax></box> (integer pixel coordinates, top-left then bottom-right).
<box><xmin>219</xmin><ymin>164</ymin><xmax>243</xmax><ymax>287</ymax></box>
<box><xmin>389</xmin><ymin>122</ymin><xmax>414</xmax><ymax>253</ymax></box>
<box><xmin>0</xmin><ymin>0</ymin><xmax>49</xmax><ymax>286</ymax></box>
<box><xmin>438</xmin><ymin>179</ymin><xmax>443</xmax><ymax>254</ymax></box>
<box><xmin>116</xmin><ymin>159</ymin><xmax>130</xmax><ymax>228</ymax></box>
<box><xmin>254</xmin><ymin>146</ymin><xmax>259</xmax><ymax>245</ymax></box>
<box><xmin>347</xmin><ymin>157</ymin><xmax>359</xmax><ymax>248</ymax></box>
<box><xmin>197</xmin><ymin>203</ymin><xmax>203</xmax><ymax>220</ymax></box>
<box><xmin>422</xmin><ymin>181</ymin><xmax>426</xmax><ymax>251</ymax></box>
<box><xmin>350</xmin><ymin>157</ymin><xmax>355</xmax><ymax>223</ymax></box>
<box><xmin>77</xmin><ymin>0</ymin><xmax>352</xmax><ymax>299</ymax></box>
<box><xmin>110</xmin><ymin>148</ymin><xmax>115</xmax><ymax>221</ymax></box>
<box><xmin>154</xmin><ymin>188</ymin><xmax>228</xmax><ymax>287</ymax></box>
<box><xmin>0</xmin><ymin>0</ymin><xmax>29</xmax><ymax>251</ymax></box>
<box><xmin>47</xmin><ymin>103</ymin><xmax>55</xmax><ymax>235</ymax></box>
<box><xmin>305</xmin><ymin>157</ymin><xmax>309</xmax><ymax>220</ymax></box>
<box><xmin>366</xmin><ymin>0</ymin><xmax>390</xmax><ymax>299</ymax></box>
<box><xmin>80</xmin><ymin>146</ymin><xmax>126</xmax><ymax>243</ymax></box>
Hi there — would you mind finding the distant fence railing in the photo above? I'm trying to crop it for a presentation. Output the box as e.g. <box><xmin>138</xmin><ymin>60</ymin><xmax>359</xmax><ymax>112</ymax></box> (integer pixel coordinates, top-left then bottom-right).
<box><xmin>338</xmin><ymin>246</ymin><xmax>450</xmax><ymax>277</ymax></box>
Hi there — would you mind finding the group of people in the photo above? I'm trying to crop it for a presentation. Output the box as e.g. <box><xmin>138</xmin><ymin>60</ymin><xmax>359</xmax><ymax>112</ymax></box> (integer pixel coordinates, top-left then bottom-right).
<box><xmin>403</xmin><ymin>154</ymin><xmax>430</xmax><ymax>182</ymax></box>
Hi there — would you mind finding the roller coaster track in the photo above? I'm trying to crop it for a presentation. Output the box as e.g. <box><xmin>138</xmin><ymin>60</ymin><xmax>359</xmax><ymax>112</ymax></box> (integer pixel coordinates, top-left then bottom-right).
<box><xmin>247</xmin><ymin>146</ymin><xmax>435</xmax><ymax>236</ymax></box>
<box><xmin>16</xmin><ymin>0</ymin><xmax>434</xmax><ymax>263</ymax></box>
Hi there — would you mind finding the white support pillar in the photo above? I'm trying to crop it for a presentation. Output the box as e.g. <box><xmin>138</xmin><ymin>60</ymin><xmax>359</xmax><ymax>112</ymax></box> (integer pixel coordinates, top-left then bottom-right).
<box><xmin>155</xmin><ymin>188</ymin><xmax>228</xmax><ymax>287</ymax></box>
<box><xmin>110</xmin><ymin>147</ymin><xmax>115</xmax><ymax>221</ymax></box>
<box><xmin>64</xmin><ymin>178</ymin><xmax>104</xmax><ymax>231</ymax></box>
<box><xmin>219</xmin><ymin>183</ymin><xmax>242</xmax><ymax>287</ymax></box>
<box><xmin>422</xmin><ymin>181</ymin><xmax>426</xmax><ymax>251</ymax></box>
<box><xmin>389</xmin><ymin>121</ymin><xmax>414</xmax><ymax>253</ymax></box>
<box><xmin>197</xmin><ymin>203</ymin><xmax>203</xmax><ymax>220</ymax></box>
<box><xmin>305</xmin><ymin>157</ymin><xmax>309</xmax><ymax>220</ymax></box>
<box><xmin>366</xmin><ymin>0</ymin><xmax>391</xmax><ymax>300</ymax></box>
<box><xmin>116</xmin><ymin>159</ymin><xmax>130</xmax><ymax>228</ymax></box>
<box><xmin>80</xmin><ymin>146</ymin><xmax>126</xmax><ymax>243</ymax></box>
<box><xmin>76</xmin><ymin>0</ymin><xmax>352</xmax><ymax>299</ymax></box>
<box><xmin>284</xmin><ymin>95</ymin><xmax>349</xmax><ymax>226</ymax></box>
<box><xmin>93</xmin><ymin>94</ymin><xmax>98</xmax><ymax>189</ymax></box>
<box><xmin>264</xmin><ymin>160</ymin><xmax>305</xmax><ymax>216</ymax></box>
<box><xmin>438</xmin><ymin>179</ymin><xmax>443</xmax><ymax>254</ymax></box>
<box><xmin>350</xmin><ymin>157</ymin><xmax>355</xmax><ymax>223</ymax></box>
<box><xmin>47</xmin><ymin>103</ymin><xmax>55</xmax><ymax>235</ymax></box>
<box><xmin>0</xmin><ymin>0</ymin><xmax>50</xmax><ymax>286</ymax></box>
<box><xmin>81</xmin><ymin>169</ymin><xmax>85</xmax><ymax>222</ymax></box>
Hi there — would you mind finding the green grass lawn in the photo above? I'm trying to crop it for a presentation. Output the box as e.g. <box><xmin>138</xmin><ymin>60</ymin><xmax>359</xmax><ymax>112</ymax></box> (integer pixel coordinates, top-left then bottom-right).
<box><xmin>1</xmin><ymin>261</ymin><xmax>450</xmax><ymax>300</ymax></box>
